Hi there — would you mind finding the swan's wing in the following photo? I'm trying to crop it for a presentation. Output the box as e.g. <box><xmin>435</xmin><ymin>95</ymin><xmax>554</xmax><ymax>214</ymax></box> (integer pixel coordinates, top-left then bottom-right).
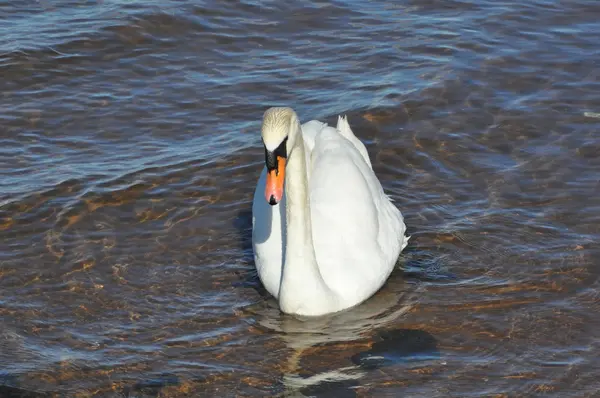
<box><xmin>309</xmin><ymin>128</ymin><xmax>403</xmax><ymax>302</ymax></box>
<box><xmin>252</xmin><ymin>167</ymin><xmax>286</xmax><ymax>298</ymax></box>
<box><xmin>300</xmin><ymin>120</ymin><xmax>326</xmax><ymax>154</ymax></box>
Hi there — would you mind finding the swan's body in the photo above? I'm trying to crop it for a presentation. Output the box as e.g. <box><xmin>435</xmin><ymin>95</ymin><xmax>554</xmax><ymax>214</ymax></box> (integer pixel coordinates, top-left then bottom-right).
<box><xmin>252</xmin><ymin>107</ymin><xmax>408</xmax><ymax>316</ymax></box>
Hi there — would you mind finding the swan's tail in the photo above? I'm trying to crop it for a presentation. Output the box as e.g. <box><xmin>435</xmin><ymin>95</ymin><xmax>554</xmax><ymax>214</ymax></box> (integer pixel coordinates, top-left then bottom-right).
<box><xmin>336</xmin><ymin>115</ymin><xmax>354</xmax><ymax>140</ymax></box>
<box><xmin>402</xmin><ymin>235</ymin><xmax>411</xmax><ymax>250</ymax></box>
<box><xmin>336</xmin><ymin>115</ymin><xmax>373</xmax><ymax>168</ymax></box>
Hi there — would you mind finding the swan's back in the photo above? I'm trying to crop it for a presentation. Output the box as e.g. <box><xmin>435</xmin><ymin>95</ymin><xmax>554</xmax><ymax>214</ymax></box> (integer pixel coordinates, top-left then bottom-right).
<box><xmin>301</xmin><ymin>117</ymin><xmax>372</xmax><ymax>170</ymax></box>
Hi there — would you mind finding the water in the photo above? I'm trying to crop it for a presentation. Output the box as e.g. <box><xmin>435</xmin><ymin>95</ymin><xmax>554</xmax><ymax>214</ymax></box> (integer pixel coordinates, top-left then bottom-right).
<box><xmin>1</xmin><ymin>0</ymin><xmax>599</xmax><ymax>396</ymax></box>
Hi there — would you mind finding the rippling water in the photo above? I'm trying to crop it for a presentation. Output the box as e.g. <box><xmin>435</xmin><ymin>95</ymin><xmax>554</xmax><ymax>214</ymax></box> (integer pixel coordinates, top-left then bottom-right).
<box><xmin>1</xmin><ymin>0</ymin><xmax>600</xmax><ymax>396</ymax></box>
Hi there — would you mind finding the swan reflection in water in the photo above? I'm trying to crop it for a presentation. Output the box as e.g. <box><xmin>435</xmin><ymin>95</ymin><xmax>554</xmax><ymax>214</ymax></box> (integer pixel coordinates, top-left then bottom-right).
<box><xmin>242</xmin><ymin>270</ymin><xmax>439</xmax><ymax>396</ymax></box>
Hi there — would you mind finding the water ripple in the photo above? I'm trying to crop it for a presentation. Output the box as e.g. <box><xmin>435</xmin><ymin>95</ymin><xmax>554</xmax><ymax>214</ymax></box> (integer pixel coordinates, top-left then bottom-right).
<box><xmin>1</xmin><ymin>0</ymin><xmax>600</xmax><ymax>396</ymax></box>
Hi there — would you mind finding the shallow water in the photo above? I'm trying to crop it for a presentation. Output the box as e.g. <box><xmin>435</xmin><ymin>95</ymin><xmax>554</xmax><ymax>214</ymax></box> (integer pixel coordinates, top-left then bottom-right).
<box><xmin>1</xmin><ymin>0</ymin><xmax>600</xmax><ymax>396</ymax></box>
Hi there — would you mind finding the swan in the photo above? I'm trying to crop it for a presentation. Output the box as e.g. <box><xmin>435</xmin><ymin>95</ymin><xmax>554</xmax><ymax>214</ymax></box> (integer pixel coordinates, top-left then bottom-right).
<box><xmin>252</xmin><ymin>107</ymin><xmax>409</xmax><ymax>316</ymax></box>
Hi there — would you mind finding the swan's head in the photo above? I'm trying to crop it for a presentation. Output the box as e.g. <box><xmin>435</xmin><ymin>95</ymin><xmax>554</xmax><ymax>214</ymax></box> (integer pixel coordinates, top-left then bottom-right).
<box><xmin>261</xmin><ymin>107</ymin><xmax>299</xmax><ymax>206</ymax></box>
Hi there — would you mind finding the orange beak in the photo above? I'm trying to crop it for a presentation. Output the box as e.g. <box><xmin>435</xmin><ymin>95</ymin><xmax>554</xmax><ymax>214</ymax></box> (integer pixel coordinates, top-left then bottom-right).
<box><xmin>265</xmin><ymin>156</ymin><xmax>286</xmax><ymax>205</ymax></box>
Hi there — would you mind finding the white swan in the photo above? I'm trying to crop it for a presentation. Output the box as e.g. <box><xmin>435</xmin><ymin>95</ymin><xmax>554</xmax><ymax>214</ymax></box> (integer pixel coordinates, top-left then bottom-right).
<box><xmin>252</xmin><ymin>107</ymin><xmax>409</xmax><ymax>316</ymax></box>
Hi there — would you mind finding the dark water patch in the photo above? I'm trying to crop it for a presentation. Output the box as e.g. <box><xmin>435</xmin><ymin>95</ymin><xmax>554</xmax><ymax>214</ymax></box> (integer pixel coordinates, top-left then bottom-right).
<box><xmin>352</xmin><ymin>329</ymin><xmax>439</xmax><ymax>370</ymax></box>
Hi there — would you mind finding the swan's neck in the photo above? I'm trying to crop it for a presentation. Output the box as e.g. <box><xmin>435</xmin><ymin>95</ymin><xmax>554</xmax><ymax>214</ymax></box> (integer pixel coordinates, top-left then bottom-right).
<box><xmin>279</xmin><ymin>122</ymin><xmax>333</xmax><ymax>315</ymax></box>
